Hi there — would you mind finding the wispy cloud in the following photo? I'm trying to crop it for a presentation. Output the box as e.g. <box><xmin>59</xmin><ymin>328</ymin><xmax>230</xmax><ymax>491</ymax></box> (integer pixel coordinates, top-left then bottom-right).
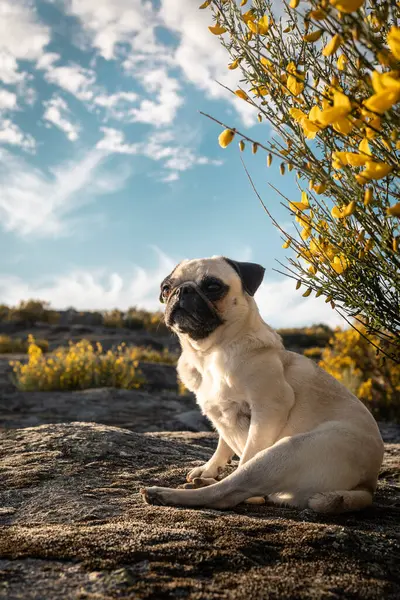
<box><xmin>0</xmin><ymin>119</ymin><xmax>35</xmax><ymax>151</ymax></box>
<box><xmin>43</xmin><ymin>95</ymin><xmax>80</xmax><ymax>141</ymax></box>
<box><xmin>0</xmin><ymin>0</ymin><xmax>50</xmax><ymax>84</ymax></box>
<box><xmin>0</xmin><ymin>88</ymin><xmax>17</xmax><ymax>111</ymax></box>
<box><xmin>0</xmin><ymin>145</ymin><xmax>124</xmax><ymax>237</ymax></box>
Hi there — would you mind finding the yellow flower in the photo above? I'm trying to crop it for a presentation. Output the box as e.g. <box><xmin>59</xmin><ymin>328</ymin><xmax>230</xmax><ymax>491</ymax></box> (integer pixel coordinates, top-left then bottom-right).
<box><xmin>250</xmin><ymin>85</ymin><xmax>269</xmax><ymax>96</ymax></box>
<box><xmin>218</xmin><ymin>129</ymin><xmax>235</xmax><ymax>148</ymax></box>
<box><xmin>310</xmin><ymin>9</ymin><xmax>327</xmax><ymax>20</ymax></box>
<box><xmin>290</xmin><ymin>0</ymin><xmax>300</xmax><ymax>7</ymax></box>
<box><xmin>359</xmin><ymin>138</ymin><xmax>372</xmax><ymax>156</ymax></box>
<box><xmin>322</xmin><ymin>34</ymin><xmax>342</xmax><ymax>57</ymax></box>
<box><xmin>199</xmin><ymin>1</ymin><xmax>211</xmax><ymax>8</ymax></box>
<box><xmin>267</xmin><ymin>153</ymin><xmax>272</xmax><ymax>167</ymax></box>
<box><xmin>242</xmin><ymin>10</ymin><xmax>256</xmax><ymax>24</ymax></box>
<box><xmin>303</xmin><ymin>30</ymin><xmax>323</xmax><ymax>43</ymax></box>
<box><xmin>208</xmin><ymin>24</ymin><xmax>227</xmax><ymax>35</ymax></box>
<box><xmin>364</xmin><ymin>90</ymin><xmax>400</xmax><ymax>114</ymax></box>
<box><xmin>337</xmin><ymin>54</ymin><xmax>348</xmax><ymax>71</ymax></box>
<box><xmin>228</xmin><ymin>59</ymin><xmax>240</xmax><ymax>70</ymax></box>
<box><xmin>290</xmin><ymin>107</ymin><xmax>306</xmax><ymax>122</ymax></box>
<box><xmin>313</xmin><ymin>182</ymin><xmax>327</xmax><ymax>194</ymax></box>
<box><xmin>235</xmin><ymin>89</ymin><xmax>249</xmax><ymax>101</ymax></box>
<box><xmin>332</xmin><ymin>117</ymin><xmax>353</xmax><ymax>135</ymax></box>
<box><xmin>331</xmin><ymin>254</ymin><xmax>349</xmax><ymax>275</ymax></box>
<box><xmin>387</xmin><ymin>202</ymin><xmax>400</xmax><ymax>217</ymax></box>
<box><xmin>364</xmin><ymin>188</ymin><xmax>373</xmax><ymax>206</ymax></box>
<box><xmin>240</xmin><ymin>0</ymin><xmax>248</xmax><ymax>6</ymax></box>
<box><xmin>319</xmin><ymin>91</ymin><xmax>351</xmax><ymax>125</ymax></box>
<box><xmin>331</xmin><ymin>201</ymin><xmax>355</xmax><ymax>218</ymax></box>
<box><xmin>248</xmin><ymin>15</ymin><xmax>269</xmax><ymax>35</ymax></box>
<box><xmin>282</xmin><ymin>239</ymin><xmax>291</xmax><ymax>249</ymax></box>
<box><xmin>239</xmin><ymin>140</ymin><xmax>245</xmax><ymax>151</ymax></box>
<box><xmin>387</xmin><ymin>26</ymin><xmax>400</xmax><ymax>60</ymax></box>
<box><xmin>360</xmin><ymin>161</ymin><xmax>393</xmax><ymax>180</ymax></box>
<box><xmin>330</xmin><ymin>0</ymin><xmax>365</xmax><ymax>13</ymax></box>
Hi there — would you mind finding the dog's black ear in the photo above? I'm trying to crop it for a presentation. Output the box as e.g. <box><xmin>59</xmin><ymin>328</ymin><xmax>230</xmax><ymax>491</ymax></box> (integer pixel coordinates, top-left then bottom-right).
<box><xmin>223</xmin><ymin>258</ymin><xmax>265</xmax><ymax>296</ymax></box>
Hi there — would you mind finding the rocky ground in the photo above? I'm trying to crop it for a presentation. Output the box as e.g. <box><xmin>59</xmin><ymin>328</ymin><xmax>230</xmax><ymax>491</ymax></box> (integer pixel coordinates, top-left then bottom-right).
<box><xmin>0</xmin><ymin>323</ymin><xmax>399</xmax><ymax>599</ymax></box>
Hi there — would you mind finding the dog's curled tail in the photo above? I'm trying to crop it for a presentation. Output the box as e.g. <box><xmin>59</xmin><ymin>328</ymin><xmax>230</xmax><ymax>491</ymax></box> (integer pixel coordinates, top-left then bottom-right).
<box><xmin>308</xmin><ymin>489</ymin><xmax>373</xmax><ymax>514</ymax></box>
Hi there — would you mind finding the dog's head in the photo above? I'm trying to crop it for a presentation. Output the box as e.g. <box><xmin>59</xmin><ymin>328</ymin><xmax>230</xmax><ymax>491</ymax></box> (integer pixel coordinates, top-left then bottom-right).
<box><xmin>159</xmin><ymin>256</ymin><xmax>265</xmax><ymax>341</ymax></box>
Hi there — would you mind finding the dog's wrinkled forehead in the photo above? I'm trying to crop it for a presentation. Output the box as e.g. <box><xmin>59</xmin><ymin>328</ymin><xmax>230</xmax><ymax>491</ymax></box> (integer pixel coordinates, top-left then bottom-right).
<box><xmin>171</xmin><ymin>256</ymin><xmax>237</xmax><ymax>286</ymax></box>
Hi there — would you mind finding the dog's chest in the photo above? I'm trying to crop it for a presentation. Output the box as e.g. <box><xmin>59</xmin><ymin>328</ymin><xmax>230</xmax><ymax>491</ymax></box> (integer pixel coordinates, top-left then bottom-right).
<box><xmin>195</xmin><ymin>353</ymin><xmax>250</xmax><ymax>430</ymax></box>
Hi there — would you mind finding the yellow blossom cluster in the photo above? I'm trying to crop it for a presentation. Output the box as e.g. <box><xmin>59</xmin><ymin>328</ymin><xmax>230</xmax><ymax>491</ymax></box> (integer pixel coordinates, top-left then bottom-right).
<box><xmin>320</xmin><ymin>326</ymin><xmax>400</xmax><ymax>420</ymax></box>
<box><xmin>203</xmin><ymin>0</ymin><xmax>400</xmax><ymax>350</ymax></box>
<box><xmin>10</xmin><ymin>336</ymin><xmax>146</xmax><ymax>392</ymax></box>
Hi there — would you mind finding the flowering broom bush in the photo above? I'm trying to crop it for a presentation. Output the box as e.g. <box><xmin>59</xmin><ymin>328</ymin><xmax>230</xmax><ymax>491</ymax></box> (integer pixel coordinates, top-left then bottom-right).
<box><xmin>10</xmin><ymin>337</ymin><xmax>145</xmax><ymax>391</ymax></box>
<box><xmin>201</xmin><ymin>0</ymin><xmax>400</xmax><ymax>361</ymax></box>
<box><xmin>320</xmin><ymin>326</ymin><xmax>400</xmax><ymax>420</ymax></box>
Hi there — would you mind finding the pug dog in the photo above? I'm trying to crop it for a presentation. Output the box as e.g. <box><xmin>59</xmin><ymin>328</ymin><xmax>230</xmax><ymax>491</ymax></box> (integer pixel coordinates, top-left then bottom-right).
<box><xmin>140</xmin><ymin>256</ymin><xmax>384</xmax><ymax>513</ymax></box>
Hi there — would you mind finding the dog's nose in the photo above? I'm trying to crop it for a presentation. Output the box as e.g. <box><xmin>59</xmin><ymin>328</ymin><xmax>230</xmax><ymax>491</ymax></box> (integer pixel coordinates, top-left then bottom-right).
<box><xmin>179</xmin><ymin>284</ymin><xmax>195</xmax><ymax>297</ymax></box>
<box><xmin>178</xmin><ymin>283</ymin><xmax>195</xmax><ymax>307</ymax></box>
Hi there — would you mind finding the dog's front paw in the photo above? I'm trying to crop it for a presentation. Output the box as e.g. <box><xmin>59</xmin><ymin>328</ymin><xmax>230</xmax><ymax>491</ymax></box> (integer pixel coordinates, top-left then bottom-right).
<box><xmin>187</xmin><ymin>464</ymin><xmax>222</xmax><ymax>482</ymax></box>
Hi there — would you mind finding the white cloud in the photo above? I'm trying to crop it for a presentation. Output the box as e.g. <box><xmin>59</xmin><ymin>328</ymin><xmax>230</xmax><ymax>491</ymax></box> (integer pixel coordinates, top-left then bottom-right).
<box><xmin>96</xmin><ymin>127</ymin><xmax>138</xmax><ymax>154</ymax></box>
<box><xmin>0</xmin><ymin>248</ymin><xmax>175</xmax><ymax>312</ymax></box>
<box><xmin>255</xmin><ymin>278</ymin><xmax>345</xmax><ymax>329</ymax></box>
<box><xmin>95</xmin><ymin>127</ymin><xmax>222</xmax><ymax>179</ymax></box>
<box><xmin>0</xmin><ymin>119</ymin><xmax>35</xmax><ymax>151</ymax></box>
<box><xmin>36</xmin><ymin>52</ymin><xmax>61</xmax><ymax>71</ymax></box>
<box><xmin>0</xmin><ymin>0</ymin><xmax>49</xmax><ymax>85</ymax></box>
<box><xmin>0</xmin><ymin>88</ymin><xmax>17</xmax><ymax>110</ymax></box>
<box><xmin>159</xmin><ymin>0</ymin><xmax>256</xmax><ymax>127</ymax></box>
<box><xmin>0</xmin><ymin>0</ymin><xmax>49</xmax><ymax>58</ymax></box>
<box><xmin>94</xmin><ymin>90</ymin><xmax>137</xmax><ymax>108</ymax></box>
<box><xmin>0</xmin><ymin>144</ymin><xmax>127</xmax><ymax>237</ymax></box>
<box><xmin>128</xmin><ymin>68</ymin><xmax>183</xmax><ymax>127</ymax></box>
<box><xmin>64</xmin><ymin>0</ymin><xmax>163</xmax><ymax>61</ymax></box>
<box><xmin>43</xmin><ymin>95</ymin><xmax>80</xmax><ymax>141</ymax></box>
<box><xmin>44</xmin><ymin>63</ymin><xmax>96</xmax><ymax>101</ymax></box>
<box><xmin>64</xmin><ymin>0</ymin><xmax>255</xmax><ymax>126</ymax></box>
<box><xmin>0</xmin><ymin>249</ymin><xmax>346</xmax><ymax>328</ymax></box>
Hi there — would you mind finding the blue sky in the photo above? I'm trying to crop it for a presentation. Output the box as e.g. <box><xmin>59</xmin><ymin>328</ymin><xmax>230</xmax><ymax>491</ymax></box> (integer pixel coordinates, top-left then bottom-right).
<box><xmin>0</xmin><ymin>0</ymin><xmax>345</xmax><ymax>328</ymax></box>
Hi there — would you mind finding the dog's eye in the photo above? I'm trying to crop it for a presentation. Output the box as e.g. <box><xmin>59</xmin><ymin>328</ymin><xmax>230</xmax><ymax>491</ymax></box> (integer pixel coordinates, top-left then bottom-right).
<box><xmin>161</xmin><ymin>284</ymin><xmax>171</xmax><ymax>299</ymax></box>
<box><xmin>206</xmin><ymin>282</ymin><xmax>222</xmax><ymax>292</ymax></box>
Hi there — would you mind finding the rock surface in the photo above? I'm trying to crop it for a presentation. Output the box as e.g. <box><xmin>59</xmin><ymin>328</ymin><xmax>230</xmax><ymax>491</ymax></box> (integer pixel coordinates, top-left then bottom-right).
<box><xmin>0</xmin><ymin>423</ymin><xmax>399</xmax><ymax>599</ymax></box>
<box><xmin>0</xmin><ymin>387</ymin><xmax>211</xmax><ymax>433</ymax></box>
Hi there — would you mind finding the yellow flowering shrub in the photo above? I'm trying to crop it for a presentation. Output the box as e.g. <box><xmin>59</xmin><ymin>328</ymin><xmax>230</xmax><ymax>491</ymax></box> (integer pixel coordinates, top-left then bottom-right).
<box><xmin>11</xmin><ymin>336</ymin><xmax>145</xmax><ymax>392</ymax></box>
<box><xmin>202</xmin><ymin>0</ymin><xmax>400</xmax><ymax>360</ymax></box>
<box><xmin>0</xmin><ymin>335</ymin><xmax>48</xmax><ymax>354</ymax></box>
<box><xmin>320</xmin><ymin>326</ymin><xmax>400</xmax><ymax>421</ymax></box>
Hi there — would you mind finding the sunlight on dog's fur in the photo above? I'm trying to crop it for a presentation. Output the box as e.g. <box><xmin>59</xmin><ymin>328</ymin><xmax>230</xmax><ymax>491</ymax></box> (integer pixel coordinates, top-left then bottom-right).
<box><xmin>140</xmin><ymin>256</ymin><xmax>384</xmax><ymax>513</ymax></box>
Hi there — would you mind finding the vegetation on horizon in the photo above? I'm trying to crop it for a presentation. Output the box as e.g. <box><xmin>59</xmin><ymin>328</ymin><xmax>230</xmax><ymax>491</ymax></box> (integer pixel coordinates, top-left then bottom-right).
<box><xmin>202</xmin><ymin>0</ymin><xmax>400</xmax><ymax>361</ymax></box>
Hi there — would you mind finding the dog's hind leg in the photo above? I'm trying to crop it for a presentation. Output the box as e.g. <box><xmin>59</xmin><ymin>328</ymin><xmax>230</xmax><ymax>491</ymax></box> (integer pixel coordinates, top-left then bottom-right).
<box><xmin>141</xmin><ymin>425</ymin><xmax>382</xmax><ymax>512</ymax></box>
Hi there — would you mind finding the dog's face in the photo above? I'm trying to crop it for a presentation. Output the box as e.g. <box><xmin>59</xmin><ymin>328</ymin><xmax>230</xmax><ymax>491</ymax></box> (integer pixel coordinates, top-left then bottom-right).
<box><xmin>159</xmin><ymin>256</ymin><xmax>265</xmax><ymax>341</ymax></box>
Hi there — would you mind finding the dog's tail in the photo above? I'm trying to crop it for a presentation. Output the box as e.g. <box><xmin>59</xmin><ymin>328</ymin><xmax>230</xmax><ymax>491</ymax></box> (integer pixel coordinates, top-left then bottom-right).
<box><xmin>308</xmin><ymin>489</ymin><xmax>373</xmax><ymax>514</ymax></box>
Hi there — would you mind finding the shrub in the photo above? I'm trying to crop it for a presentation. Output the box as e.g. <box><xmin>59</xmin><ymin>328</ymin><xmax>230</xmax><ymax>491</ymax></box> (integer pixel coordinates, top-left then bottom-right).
<box><xmin>201</xmin><ymin>0</ymin><xmax>400</xmax><ymax>359</ymax></box>
<box><xmin>10</xmin><ymin>337</ymin><xmax>145</xmax><ymax>392</ymax></box>
<box><xmin>0</xmin><ymin>335</ymin><xmax>48</xmax><ymax>354</ymax></box>
<box><xmin>319</xmin><ymin>326</ymin><xmax>400</xmax><ymax>421</ymax></box>
<box><xmin>103</xmin><ymin>309</ymin><xmax>125</xmax><ymax>328</ymax></box>
<box><xmin>304</xmin><ymin>346</ymin><xmax>324</xmax><ymax>360</ymax></box>
<box><xmin>9</xmin><ymin>300</ymin><xmax>59</xmax><ymax>326</ymax></box>
<box><xmin>0</xmin><ymin>305</ymin><xmax>9</xmax><ymax>322</ymax></box>
<box><xmin>128</xmin><ymin>346</ymin><xmax>178</xmax><ymax>365</ymax></box>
